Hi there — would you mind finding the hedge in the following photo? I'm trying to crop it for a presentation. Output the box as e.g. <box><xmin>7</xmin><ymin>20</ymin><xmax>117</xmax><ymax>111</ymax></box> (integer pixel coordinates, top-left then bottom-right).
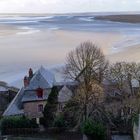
<box><xmin>0</xmin><ymin>116</ymin><xmax>38</xmax><ymax>135</ymax></box>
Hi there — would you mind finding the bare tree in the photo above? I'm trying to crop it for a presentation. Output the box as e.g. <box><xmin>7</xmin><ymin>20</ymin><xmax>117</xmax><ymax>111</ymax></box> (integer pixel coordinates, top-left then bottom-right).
<box><xmin>64</xmin><ymin>41</ymin><xmax>108</xmax><ymax>122</ymax></box>
<box><xmin>105</xmin><ymin>62</ymin><xmax>140</xmax><ymax>95</ymax></box>
<box><xmin>131</xmin><ymin>63</ymin><xmax>140</xmax><ymax>89</ymax></box>
<box><xmin>64</xmin><ymin>41</ymin><xmax>108</xmax><ymax>83</ymax></box>
<box><xmin>124</xmin><ymin>62</ymin><xmax>137</xmax><ymax>95</ymax></box>
<box><xmin>105</xmin><ymin>62</ymin><xmax>128</xmax><ymax>95</ymax></box>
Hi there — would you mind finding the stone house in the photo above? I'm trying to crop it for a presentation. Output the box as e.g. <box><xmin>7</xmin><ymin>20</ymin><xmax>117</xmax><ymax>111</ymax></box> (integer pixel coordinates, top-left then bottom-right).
<box><xmin>57</xmin><ymin>85</ymin><xmax>76</xmax><ymax>112</ymax></box>
<box><xmin>3</xmin><ymin>66</ymin><xmax>77</xmax><ymax>123</ymax></box>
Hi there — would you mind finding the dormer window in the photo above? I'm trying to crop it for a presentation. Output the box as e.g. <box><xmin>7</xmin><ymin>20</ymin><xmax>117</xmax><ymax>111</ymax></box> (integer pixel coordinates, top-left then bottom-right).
<box><xmin>36</xmin><ymin>88</ymin><xmax>43</xmax><ymax>98</ymax></box>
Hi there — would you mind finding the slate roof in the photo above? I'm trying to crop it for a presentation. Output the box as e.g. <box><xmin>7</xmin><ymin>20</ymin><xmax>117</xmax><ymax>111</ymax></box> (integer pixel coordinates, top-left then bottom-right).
<box><xmin>58</xmin><ymin>86</ymin><xmax>73</xmax><ymax>103</ymax></box>
<box><xmin>27</xmin><ymin>66</ymin><xmax>55</xmax><ymax>90</ymax></box>
<box><xmin>3</xmin><ymin>88</ymin><xmax>24</xmax><ymax>116</ymax></box>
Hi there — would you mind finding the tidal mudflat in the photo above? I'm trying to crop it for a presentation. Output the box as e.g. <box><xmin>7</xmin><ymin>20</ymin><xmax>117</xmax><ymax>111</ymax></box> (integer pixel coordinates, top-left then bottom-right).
<box><xmin>0</xmin><ymin>14</ymin><xmax>140</xmax><ymax>87</ymax></box>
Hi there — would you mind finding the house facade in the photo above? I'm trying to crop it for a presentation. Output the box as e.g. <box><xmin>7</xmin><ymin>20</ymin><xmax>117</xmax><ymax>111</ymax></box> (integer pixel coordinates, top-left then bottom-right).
<box><xmin>3</xmin><ymin>66</ymin><xmax>77</xmax><ymax>123</ymax></box>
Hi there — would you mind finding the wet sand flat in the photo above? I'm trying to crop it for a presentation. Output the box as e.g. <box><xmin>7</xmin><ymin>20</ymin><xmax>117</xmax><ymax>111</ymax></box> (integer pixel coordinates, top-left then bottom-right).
<box><xmin>0</xmin><ymin>23</ymin><xmax>140</xmax><ymax>86</ymax></box>
<box><xmin>95</xmin><ymin>14</ymin><xmax>140</xmax><ymax>23</ymax></box>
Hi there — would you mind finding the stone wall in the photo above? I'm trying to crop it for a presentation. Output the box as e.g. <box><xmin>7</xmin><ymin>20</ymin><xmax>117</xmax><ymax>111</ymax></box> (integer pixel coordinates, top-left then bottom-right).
<box><xmin>23</xmin><ymin>101</ymin><xmax>47</xmax><ymax>119</ymax></box>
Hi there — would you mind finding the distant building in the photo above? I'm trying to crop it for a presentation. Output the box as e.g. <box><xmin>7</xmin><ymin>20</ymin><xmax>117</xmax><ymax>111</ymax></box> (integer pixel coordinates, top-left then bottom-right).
<box><xmin>3</xmin><ymin>66</ymin><xmax>77</xmax><ymax>123</ymax></box>
<box><xmin>0</xmin><ymin>81</ymin><xmax>19</xmax><ymax>115</ymax></box>
<box><xmin>103</xmin><ymin>78</ymin><xmax>140</xmax><ymax>101</ymax></box>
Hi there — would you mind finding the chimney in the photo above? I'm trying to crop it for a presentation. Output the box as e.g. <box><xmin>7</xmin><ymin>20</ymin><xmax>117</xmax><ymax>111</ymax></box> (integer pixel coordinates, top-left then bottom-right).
<box><xmin>29</xmin><ymin>68</ymin><xmax>33</xmax><ymax>79</ymax></box>
<box><xmin>24</xmin><ymin>76</ymin><xmax>29</xmax><ymax>87</ymax></box>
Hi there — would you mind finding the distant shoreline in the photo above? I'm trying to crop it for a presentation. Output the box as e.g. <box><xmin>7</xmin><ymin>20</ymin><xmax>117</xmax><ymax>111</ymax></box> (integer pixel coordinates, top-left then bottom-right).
<box><xmin>95</xmin><ymin>14</ymin><xmax>140</xmax><ymax>24</ymax></box>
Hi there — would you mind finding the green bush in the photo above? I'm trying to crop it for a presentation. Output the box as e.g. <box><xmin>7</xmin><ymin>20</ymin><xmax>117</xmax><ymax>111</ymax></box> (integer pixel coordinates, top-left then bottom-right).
<box><xmin>0</xmin><ymin>116</ymin><xmax>38</xmax><ymax>135</ymax></box>
<box><xmin>39</xmin><ymin>117</ymin><xmax>46</xmax><ymax>126</ymax></box>
<box><xmin>53</xmin><ymin>115</ymin><xmax>66</xmax><ymax>128</ymax></box>
<box><xmin>63</xmin><ymin>100</ymin><xmax>80</xmax><ymax>128</ymax></box>
<box><xmin>81</xmin><ymin>119</ymin><xmax>106</xmax><ymax>140</ymax></box>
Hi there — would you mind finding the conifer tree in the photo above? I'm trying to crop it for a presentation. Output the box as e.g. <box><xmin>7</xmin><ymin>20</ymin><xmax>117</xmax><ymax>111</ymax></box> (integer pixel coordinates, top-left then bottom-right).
<box><xmin>43</xmin><ymin>86</ymin><xmax>58</xmax><ymax>127</ymax></box>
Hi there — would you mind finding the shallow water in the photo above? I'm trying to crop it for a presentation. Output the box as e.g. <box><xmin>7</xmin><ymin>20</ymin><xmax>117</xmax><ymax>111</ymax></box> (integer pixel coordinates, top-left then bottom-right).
<box><xmin>1</xmin><ymin>14</ymin><xmax>140</xmax><ymax>32</ymax></box>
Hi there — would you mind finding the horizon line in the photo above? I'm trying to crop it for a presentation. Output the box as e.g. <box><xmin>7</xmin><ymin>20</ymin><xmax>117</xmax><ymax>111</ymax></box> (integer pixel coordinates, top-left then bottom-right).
<box><xmin>0</xmin><ymin>11</ymin><xmax>140</xmax><ymax>15</ymax></box>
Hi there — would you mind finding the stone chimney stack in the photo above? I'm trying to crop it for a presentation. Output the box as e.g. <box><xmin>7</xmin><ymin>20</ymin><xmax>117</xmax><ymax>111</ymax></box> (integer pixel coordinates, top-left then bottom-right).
<box><xmin>24</xmin><ymin>76</ymin><xmax>29</xmax><ymax>87</ymax></box>
<box><xmin>29</xmin><ymin>68</ymin><xmax>33</xmax><ymax>79</ymax></box>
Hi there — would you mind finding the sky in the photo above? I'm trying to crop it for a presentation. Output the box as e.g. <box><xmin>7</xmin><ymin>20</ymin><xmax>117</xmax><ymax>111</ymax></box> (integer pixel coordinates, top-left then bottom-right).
<box><xmin>0</xmin><ymin>0</ymin><xmax>140</xmax><ymax>13</ymax></box>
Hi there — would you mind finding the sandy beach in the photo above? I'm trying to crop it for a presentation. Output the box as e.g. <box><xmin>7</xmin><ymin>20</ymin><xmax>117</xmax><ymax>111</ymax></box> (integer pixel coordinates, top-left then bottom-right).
<box><xmin>0</xmin><ymin>26</ymin><xmax>140</xmax><ymax>65</ymax></box>
<box><xmin>108</xmin><ymin>44</ymin><xmax>140</xmax><ymax>62</ymax></box>
<box><xmin>0</xmin><ymin>25</ymin><xmax>126</xmax><ymax>65</ymax></box>
<box><xmin>0</xmin><ymin>25</ymin><xmax>139</xmax><ymax>64</ymax></box>
<box><xmin>0</xmin><ymin>25</ymin><xmax>19</xmax><ymax>36</ymax></box>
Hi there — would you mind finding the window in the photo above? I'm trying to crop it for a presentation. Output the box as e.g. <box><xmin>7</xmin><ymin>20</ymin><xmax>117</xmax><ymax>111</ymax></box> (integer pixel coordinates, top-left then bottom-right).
<box><xmin>38</xmin><ymin>104</ymin><xmax>43</xmax><ymax>112</ymax></box>
<box><xmin>36</xmin><ymin>88</ymin><xmax>43</xmax><ymax>98</ymax></box>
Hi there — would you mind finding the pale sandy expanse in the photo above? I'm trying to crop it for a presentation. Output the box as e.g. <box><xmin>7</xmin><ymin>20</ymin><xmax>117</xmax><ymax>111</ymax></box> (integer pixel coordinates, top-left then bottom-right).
<box><xmin>0</xmin><ymin>25</ymin><xmax>139</xmax><ymax>64</ymax></box>
<box><xmin>0</xmin><ymin>25</ymin><xmax>140</xmax><ymax>87</ymax></box>
<box><xmin>0</xmin><ymin>25</ymin><xmax>18</xmax><ymax>36</ymax></box>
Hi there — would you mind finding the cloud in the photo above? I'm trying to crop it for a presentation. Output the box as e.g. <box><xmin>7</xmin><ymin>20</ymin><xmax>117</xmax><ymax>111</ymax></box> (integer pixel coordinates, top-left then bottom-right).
<box><xmin>0</xmin><ymin>0</ymin><xmax>139</xmax><ymax>13</ymax></box>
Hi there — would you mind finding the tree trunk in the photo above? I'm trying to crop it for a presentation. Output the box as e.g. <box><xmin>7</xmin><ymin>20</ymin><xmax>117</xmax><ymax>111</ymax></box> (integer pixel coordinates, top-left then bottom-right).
<box><xmin>84</xmin><ymin>104</ymin><xmax>87</xmax><ymax>121</ymax></box>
